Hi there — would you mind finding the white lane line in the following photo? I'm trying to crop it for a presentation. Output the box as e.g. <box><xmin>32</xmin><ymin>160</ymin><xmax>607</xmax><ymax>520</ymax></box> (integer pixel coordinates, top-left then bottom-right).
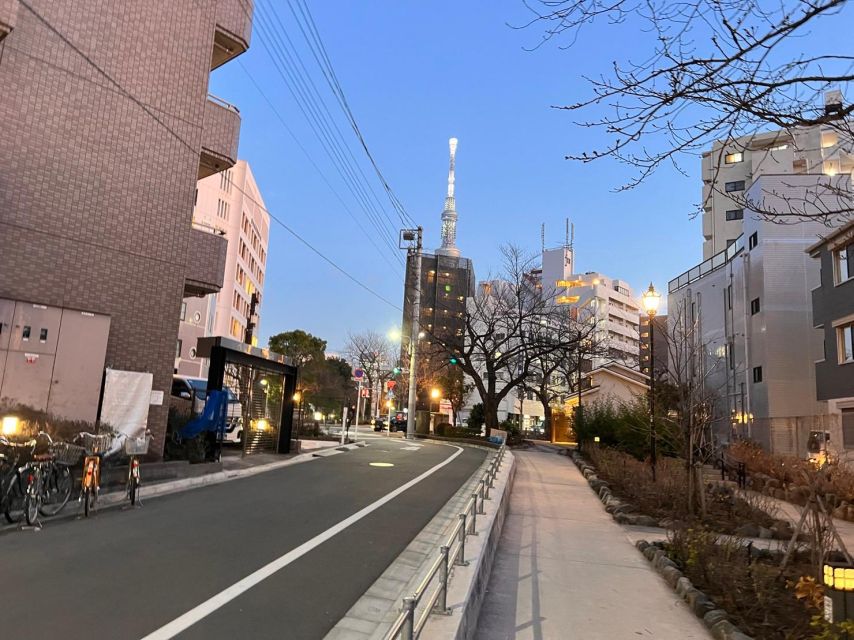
<box><xmin>140</xmin><ymin>444</ymin><xmax>464</xmax><ymax>640</ymax></box>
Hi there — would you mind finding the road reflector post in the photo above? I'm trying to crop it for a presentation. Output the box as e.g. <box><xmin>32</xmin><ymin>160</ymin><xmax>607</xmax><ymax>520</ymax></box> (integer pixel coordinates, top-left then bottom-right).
<box><xmin>824</xmin><ymin>561</ymin><xmax>854</xmax><ymax>625</ymax></box>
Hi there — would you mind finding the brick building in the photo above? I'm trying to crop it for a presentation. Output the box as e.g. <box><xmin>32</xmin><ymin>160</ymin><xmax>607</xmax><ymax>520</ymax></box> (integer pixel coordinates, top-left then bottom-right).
<box><xmin>0</xmin><ymin>0</ymin><xmax>253</xmax><ymax>456</ymax></box>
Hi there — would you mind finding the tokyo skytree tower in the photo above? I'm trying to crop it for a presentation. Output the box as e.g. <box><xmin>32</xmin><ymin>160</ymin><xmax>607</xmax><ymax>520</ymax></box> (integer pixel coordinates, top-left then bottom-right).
<box><xmin>436</xmin><ymin>137</ymin><xmax>461</xmax><ymax>257</ymax></box>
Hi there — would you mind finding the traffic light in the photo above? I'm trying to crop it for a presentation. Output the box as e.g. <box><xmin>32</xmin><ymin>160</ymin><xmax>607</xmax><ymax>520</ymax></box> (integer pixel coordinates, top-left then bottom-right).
<box><xmin>449</xmin><ymin>356</ymin><xmax>459</xmax><ymax>365</ymax></box>
<box><xmin>392</xmin><ymin>366</ymin><xmax>402</xmax><ymax>375</ymax></box>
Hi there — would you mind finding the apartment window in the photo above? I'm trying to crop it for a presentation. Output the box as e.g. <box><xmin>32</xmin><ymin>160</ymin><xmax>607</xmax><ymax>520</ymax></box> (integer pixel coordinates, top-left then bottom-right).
<box><xmin>728</xmin><ymin>342</ymin><xmax>735</xmax><ymax>370</ymax></box>
<box><xmin>749</xmin><ymin>232</ymin><xmax>758</xmax><ymax>250</ymax></box>
<box><xmin>176</xmin><ymin>339</ymin><xmax>182</xmax><ymax>358</ymax></box>
<box><xmin>220</xmin><ymin>170</ymin><xmax>232</xmax><ymax>193</ymax></box>
<box><xmin>843</xmin><ymin>409</ymin><xmax>854</xmax><ymax>450</ymax></box>
<box><xmin>835</xmin><ymin>242</ymin><xmax>853</xmax><ymax>284</ymax></box>
<box><xmin>726</xmin><ymin>284</ymin><xmax>732</xmax><ymax>310</ymax></box>
<box><xmin>725</xmin><ymin>180</ymin><xmax>745</xmax><ymax>192</ymax></box>
<box><xmin>725</xmin><ymin>209</ymin><xmax>744</xmax><ymax>221</ymax></box>
<box><xmin>180</xmin><ymin>302</ymin><xmax>187</xmax><ymax>321</ymax></box>
<box><xmin>838</xmin><ymin>322</ymin><xmax>854</xmax><ymax>364</ymax></box>
<box><xmin>750</xmin><ymin>298</ymin><xmax>760</xmax><ymax>315</ymax></box>
<box><xmin>22</xmin><ymin>325</ymin><xmax>30</xmax><ymax>341</ymax></box>
<box><xmin>217</xmin><ymin>199</ymin><xmax>229</xmax><ymax>220</ymax></box>
<box><xmin>752</xmin><ymin>366</ymin><xmax>763</xmax><ymax>383</ymax></box>
<box><xmin>39</xmin><ymin>328</ymin><xmax>48</xmax><ymax>343</ymax></box>
<box><xmin>727</xmin><ymin>239</ymin><xmax>736</xmax><ymax>248</ymax></box>
<box><xmin>724</xmin><ymin>152</ymin><xmax>743</xmax><ymax>164</ymax></box>
<box><xmin>194</xmin><ymin>188</ymin><xmax>198</xmax><ymax>206</ymax></box>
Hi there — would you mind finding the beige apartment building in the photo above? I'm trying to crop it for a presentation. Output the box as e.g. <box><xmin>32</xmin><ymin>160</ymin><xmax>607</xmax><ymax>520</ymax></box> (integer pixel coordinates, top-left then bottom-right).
<box><xmin>701</xmin><ymin>91</ymin><xmax>853</xmax><ymax>259</ymax></box>
<box><xmin>176</xmin><ymin>161</ymin><xmax>270</xmax><ymax>378</ymax></box>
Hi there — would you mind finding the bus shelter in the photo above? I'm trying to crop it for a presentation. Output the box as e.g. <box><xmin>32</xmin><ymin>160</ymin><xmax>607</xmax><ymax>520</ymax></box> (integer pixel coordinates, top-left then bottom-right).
<box><xmin>196</xmin><ymin>337</ymin><xmax>298</xmax><ymax>455</ymax></box>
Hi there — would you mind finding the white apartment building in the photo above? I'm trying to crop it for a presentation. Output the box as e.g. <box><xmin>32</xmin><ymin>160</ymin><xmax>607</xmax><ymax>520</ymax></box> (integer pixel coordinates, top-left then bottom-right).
<box><xmin>176</xmin><ymin>160</ymin><xmax>270</xmax><ymax>378</ymax></box>
<box><xmin>555</xmin><ymin>272</ymin><xmax>642</xmax><ymax>369</ymax></box>
<box><xmin>701</xmin><ymin>90</ymin><xmax>853</xmax><ymax>258</ymax></box>
<box><xmin>669</xmin><ymin>174</ymin><xmax>850</xmax><ymax>455</ymax></box>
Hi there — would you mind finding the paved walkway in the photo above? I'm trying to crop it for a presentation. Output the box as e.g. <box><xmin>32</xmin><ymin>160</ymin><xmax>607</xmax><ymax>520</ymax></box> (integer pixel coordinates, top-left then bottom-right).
<box><xmin>475</xmin><ymin>449</ymin><xmax>709</xmax><ymax>640</ymax></box>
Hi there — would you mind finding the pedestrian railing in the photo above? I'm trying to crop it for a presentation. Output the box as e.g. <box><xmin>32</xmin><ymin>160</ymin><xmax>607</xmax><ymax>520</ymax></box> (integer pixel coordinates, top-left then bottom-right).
<box><xmin>383</xmin><ymin>444</ymin><xmax>507</xmax><ymax>640</ymax></box>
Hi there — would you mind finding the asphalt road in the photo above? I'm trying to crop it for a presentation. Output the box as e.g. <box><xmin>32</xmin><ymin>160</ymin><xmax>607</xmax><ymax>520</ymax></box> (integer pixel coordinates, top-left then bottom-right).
<box><xmin>0</xmin><ymin>440</ymin><xmax>485</xmax><ymax>639</ymax></box>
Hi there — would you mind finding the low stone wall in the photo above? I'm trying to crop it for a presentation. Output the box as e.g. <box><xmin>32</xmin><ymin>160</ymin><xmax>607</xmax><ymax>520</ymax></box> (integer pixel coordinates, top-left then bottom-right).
<box><xmin>636</xmin><ymin>539</ymin><xmax>753</xmax><ymax>640</ymax></box>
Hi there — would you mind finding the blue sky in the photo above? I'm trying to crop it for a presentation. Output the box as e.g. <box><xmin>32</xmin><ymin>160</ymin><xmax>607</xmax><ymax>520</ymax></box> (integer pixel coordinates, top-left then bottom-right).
<box><xmin>208</xmin><ymin>1</ymin><xmax>745</xmax><ymax>352</ymax></box>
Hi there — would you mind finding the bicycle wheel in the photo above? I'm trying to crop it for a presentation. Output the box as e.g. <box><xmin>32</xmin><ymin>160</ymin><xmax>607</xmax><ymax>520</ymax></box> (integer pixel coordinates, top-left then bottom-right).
<box><xmin>3</xmin><ymin>471</ymin><xmax>26</xmax><ymax>524</ymax></box>
<box><xmin>24</xmin><ymin>470</ymin><xmax>40</xmax><ymax>526</ymax></box>
<box><xmin>39</xmin><ymin>465</ymin><xmax>72</xmax><ymax>517</ymax></box>
<box><xmin>129</xmin><ymin>474</ymin><xmax>138</xmax><ymax>506</ymax></box>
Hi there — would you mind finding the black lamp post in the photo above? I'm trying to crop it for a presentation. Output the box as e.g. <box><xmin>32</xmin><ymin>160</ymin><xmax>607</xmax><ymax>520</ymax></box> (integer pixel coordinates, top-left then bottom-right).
<box><xmin>642</xmin><ymin>282</ymin><xmax>662</xmax><ymax>482</ymax></box>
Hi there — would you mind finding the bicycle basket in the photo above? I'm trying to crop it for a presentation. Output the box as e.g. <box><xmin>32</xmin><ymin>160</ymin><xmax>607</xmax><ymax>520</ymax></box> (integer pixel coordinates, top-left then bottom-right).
<box><xmin>79</xmin><ymin>433</ymin><xmax>113</xmax><ymax>455</ymax></box>
<box><xmin>123</xmin><ymin>435</ymin><xmax>151</xmax><ymax>456</ymax></box>
<box><xmin>50</xmin><ymin>442</ymin><xmax>86</xmax><ymax>466</ymax></box>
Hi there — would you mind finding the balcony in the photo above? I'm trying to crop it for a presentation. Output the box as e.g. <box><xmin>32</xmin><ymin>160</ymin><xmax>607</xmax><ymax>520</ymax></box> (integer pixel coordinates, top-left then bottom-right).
<box><xmin>702</xmin><ymin>211</ymin><xmax>713</xmax><ymax>240</ymax></box>
<box><xmin>184</xmin><ymin>223</ymin><xmax>228</xmax><ymax>297</ymax></box>
<box><xmin>0</xmin><ymin>0</ymin><xmax>17</xmax><ymax>42</ymax></box>
<box><xmin>211</xmin><ymin>0</ymin><xmax>253</xmax><ymax>70</ymax></box>
<box><xmin>199</xmin><ymin>94</ymin><xmax>241</xmax><ymax>179</ymax></box>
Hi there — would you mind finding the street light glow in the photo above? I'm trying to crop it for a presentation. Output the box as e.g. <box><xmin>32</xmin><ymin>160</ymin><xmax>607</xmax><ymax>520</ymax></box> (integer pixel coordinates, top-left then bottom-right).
<box><xmin>1</xmin><ymin>415</ymin><xmax>19</xmax><ymax>436</ymax></box>
<box><xmin>388</xmin><ymin>327</ymin><xmax>402</xmax><ymax>342</ymax></box>
<box><xmin>430</xmin><ymin>388</ymin><xmax>441</xmax><ymax>399</ymax></box>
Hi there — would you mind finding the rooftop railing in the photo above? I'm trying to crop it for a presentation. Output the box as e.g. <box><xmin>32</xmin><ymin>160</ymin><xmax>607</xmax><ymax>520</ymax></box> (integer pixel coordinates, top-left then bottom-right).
<box><xmin>669</xmin><ymin>233</ymin><xmax>744</xmax><ymax>294</ymax></box>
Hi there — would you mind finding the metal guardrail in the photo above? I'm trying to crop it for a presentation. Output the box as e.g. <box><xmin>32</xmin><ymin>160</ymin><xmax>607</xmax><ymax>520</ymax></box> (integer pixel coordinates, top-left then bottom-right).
<box><xmin>668</xmin><ymin>233</ymin><xmax>744</xmax><ymax>293</ymax></box>
<box><xmin>206</xmin><ymin>93</ymin><xmax>240</xmax><ymax>113</ymax></box>
<box><xmin>383</xmin><ymin>444</ymin><xmax>507</xmax><ymax>640</ymax></box>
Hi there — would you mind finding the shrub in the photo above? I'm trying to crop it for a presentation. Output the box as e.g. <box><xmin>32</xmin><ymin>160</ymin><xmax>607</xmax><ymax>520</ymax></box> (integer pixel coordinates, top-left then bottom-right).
<box><xmin>576</xmin><ymin>399</ymin><xmax>678</xmax><ymax>460</ymax></box>
<box><xmin>435</xmin><ymin>422</ymin><xmax>451</xmax><ymax>436</ymax></box>
<box><xmin>466</xmin><ymin>403</ymin><xmax>485</xmax><ymax>432</ymax></box>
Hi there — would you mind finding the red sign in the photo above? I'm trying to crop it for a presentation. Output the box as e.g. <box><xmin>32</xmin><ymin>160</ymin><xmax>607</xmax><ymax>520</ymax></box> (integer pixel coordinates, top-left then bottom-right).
<box><xmin>386</xmin><ymin>380</ymin><xmax>397</xmax><ymax>390</ymax></box>
<box><xmin>360</xmin><ymin>388</ymin><xmax>370</xmax><ymax>398</ymax></box>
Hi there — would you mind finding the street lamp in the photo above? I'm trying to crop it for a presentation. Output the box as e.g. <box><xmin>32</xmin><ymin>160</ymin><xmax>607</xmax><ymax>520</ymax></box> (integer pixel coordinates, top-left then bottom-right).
<box><xmin>641</xmin><ymin>282</ymin><xmax>662</xmax><ymax>482</ymax></box>
<box><xmin>388</xmin><ymin>327</ymin><xmax>402</xmax><ymax>342</ymax></box>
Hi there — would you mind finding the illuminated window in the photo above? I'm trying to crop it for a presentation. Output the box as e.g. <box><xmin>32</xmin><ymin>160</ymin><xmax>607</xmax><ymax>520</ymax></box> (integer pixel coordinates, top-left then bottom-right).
<box><xmin>821</xmin><ymin>131</ymin><xmax>839</xmax><ymax>149</ymax></box>
<box><xmin>724</xmin><ymin>152</ymin><xmax>743</xmax><ymax>164</ymax></box>
<box><xmin>556</xmin><ymin>295</ymin><xmax>580</xmax><ymax>305</ymax></box>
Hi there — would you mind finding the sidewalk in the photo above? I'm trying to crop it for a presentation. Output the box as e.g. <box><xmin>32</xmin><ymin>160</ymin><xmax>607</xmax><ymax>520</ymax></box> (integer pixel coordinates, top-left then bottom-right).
<box><xmin>474</xmin><ymin>449</ymin><xmax>708</xmax><ymax>640</ymax></box>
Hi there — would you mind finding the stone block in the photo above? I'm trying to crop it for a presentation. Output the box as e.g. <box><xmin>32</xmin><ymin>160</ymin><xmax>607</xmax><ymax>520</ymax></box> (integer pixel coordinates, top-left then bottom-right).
<box><xmin>675</xmin><ymin>576</ymin><xmax>693</xmax><ymax>597</ymax></box>
<box><xmin>703</xmin><ymin>609</ymin><xmax>728</xmax><ymax>629</ymax></box>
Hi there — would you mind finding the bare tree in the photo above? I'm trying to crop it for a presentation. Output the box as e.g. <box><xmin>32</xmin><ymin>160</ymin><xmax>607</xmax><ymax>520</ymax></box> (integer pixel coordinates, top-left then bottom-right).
<box><xmin>659</xmin><ymin>297</ymin><xmax>729</xmax><ymax>517</ymax></box>
<box><xmin>345</xmin><ymin>330</ymin><xmax>396</xmax><ymax>420</ymax></box>
<box><xmin>519</xmin><ymin>0</ymin><xmax>854</xmax><ymax>224</ymax></box>
<box><xmin>429</xmin><ymin>244</ymin><xmax>588</xmax><ymax>435</ymax></box>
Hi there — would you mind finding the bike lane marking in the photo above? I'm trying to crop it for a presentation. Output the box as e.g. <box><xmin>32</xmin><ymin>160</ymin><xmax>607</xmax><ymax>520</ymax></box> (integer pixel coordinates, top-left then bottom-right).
<box><xmin>140</xmin><ymin>443</ymin><xmax>464</xmax><ymax>640</ymax></box>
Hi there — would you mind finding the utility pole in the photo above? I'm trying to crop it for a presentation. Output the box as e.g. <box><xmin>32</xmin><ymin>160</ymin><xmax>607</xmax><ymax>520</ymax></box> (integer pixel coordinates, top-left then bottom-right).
<box><xmin>243</xmin><ymin>292</ymin><xmax>260</xmax><ymax>344</ymax></box>
<box><xmin>400</xmin><ymin>227</ymin><xmax>423</xmax><ymax>441</ymax></box>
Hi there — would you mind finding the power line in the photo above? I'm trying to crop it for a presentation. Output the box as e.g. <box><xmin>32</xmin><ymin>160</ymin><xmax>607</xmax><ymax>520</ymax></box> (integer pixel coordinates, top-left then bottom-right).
<box><xmin>18</xmin><ymin>0</ymin><xmax>403</xmax><ymax>312</ymax></box>
<box><xmin>237</xmin><ymin>60</ymin><xmax>403</xmax><ymax>274</ymax></box>
<box><xmin>253</xmin><ymin>3</ymin><xmax>403</xmax><ymax>257</ymax></box>
<box><xmin>288</xmin><ymin>0</ymin><xmax>418</xmax><ymax>228</ymax></box>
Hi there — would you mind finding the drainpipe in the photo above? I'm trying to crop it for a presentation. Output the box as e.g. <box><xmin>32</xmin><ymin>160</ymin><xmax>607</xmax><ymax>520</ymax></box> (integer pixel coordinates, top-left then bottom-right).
<box><xmin>740</xmin><ymin>253</ymin><xmax>752</xmax><ymax>439</ymax></box>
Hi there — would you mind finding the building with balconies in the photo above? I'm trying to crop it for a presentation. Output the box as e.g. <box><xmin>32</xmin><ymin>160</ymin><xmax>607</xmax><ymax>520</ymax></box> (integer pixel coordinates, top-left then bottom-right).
<box><xmin>177</xmin><ymin>161</ymin><xmax>270</xmax><ymax>378</ymax></box>
<box><xmin>700</xmin><ymin>90</ymin><xmax>853</xmax><ymax>259</ymax></box>
<box><xmin>808</xmin><ymin>218</ymin><xmax>854</xmax><ymax>458</ymax></box>
<box><xmin>0</xmin><ymin>0</ymin><xmax>254</xmax><ymax>456</ymax></box>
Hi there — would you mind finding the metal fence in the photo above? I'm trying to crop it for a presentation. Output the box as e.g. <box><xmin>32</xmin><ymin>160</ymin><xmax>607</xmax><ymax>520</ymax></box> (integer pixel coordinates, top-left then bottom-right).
<box><xmin>383</xmin><ymin>444</ymin><xmax>507</xmax><ymax>640</ymax></box>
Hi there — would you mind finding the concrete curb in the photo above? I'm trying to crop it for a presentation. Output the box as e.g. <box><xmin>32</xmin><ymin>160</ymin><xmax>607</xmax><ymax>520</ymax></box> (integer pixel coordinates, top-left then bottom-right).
<box><xmin>1</xmin><ymin>440</ymin><xmax>347</xmax><ymax>534</ymax></box>
<box><xmin>636</xmin><ymin>539</ymin><xmax>753</xmax><ymax>640</ymax></box>
<box><xmin>568</xmin><ymin>449</ymin><xmax>662</xmax><ymax>528</ymax></box>
<box><xmin>420</xmin><ymin>451</ymin><xmax>516</xmax><ymax>640</ymax></box>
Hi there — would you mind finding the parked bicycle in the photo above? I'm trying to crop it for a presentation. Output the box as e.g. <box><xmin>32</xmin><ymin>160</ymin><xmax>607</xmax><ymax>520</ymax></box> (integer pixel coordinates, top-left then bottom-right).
<box><xmin>76</xmin><ymin>432</ymin><xmax>113</xmax><ymax>517</ymax></box>
<box><xmin>120</xmin><ymin>431</ymin><xmax>152</xmax><ymax>506</ymax></box>
<box><xmin>0</xmin><ymin>436</ymin><xmax>32</xmax><ymax>524</ymax></box>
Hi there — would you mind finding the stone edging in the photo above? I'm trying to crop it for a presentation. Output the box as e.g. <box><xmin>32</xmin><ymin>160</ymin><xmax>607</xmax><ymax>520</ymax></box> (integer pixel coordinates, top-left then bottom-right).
<box><xmin>636</xmin><ymin>540</ymin><xmax>753</xmax><ymax>640</ymax></box>
<box><xmin>568</xmin><ymin>450</ymin><xmax>661</xmax><ymax>527</ymax></box>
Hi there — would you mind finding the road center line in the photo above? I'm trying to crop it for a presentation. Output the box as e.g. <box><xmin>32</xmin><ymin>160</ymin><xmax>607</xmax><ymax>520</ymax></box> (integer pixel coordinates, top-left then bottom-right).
<box><xmin>140</xmin><ymin>444</ymin><xmax>464</xmax><ymax>640</ymax></box>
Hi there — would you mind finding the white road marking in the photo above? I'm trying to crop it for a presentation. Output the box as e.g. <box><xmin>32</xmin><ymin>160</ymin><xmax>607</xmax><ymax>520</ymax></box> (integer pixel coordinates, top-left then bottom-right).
<box><xmin>401</xmin><ymin>446</ymin><xmax>422</xmax><ymax>451</ymax></box>
<box><xmin>140</xmin><ymin>444</ymin><xmax>464</xmax><ymax>640</ymax></box>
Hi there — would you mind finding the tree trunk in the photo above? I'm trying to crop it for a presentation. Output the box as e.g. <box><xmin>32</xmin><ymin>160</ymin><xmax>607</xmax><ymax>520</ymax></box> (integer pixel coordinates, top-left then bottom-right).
<box><xmin>542</xmin><ymin>403</ymin><xmax>552</xmax><ymax>440</ymax></box>
<box><xmin>483</xmin><ymin>399</ymin><xmax>499</xmax><ymax>438</ymax></box>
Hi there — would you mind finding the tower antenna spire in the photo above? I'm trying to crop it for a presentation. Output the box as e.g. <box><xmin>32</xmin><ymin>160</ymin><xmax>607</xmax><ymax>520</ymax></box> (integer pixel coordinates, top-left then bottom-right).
<box><xmin>436</xmin><ymin>138</ymin><xmax>460</xmax><ymax>257</ymax></box>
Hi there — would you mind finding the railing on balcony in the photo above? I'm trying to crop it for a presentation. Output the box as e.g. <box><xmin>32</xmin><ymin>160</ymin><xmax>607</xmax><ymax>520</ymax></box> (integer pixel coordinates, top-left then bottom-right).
<box><xmin>669</xmin><ymin>234</ymin><xmax>744</xmax><ymax>294</ymax></box>
<box><xmin>199</xmin><ymin>94</ymin><xmax>241</xmax><ymax>179</ymax></box>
